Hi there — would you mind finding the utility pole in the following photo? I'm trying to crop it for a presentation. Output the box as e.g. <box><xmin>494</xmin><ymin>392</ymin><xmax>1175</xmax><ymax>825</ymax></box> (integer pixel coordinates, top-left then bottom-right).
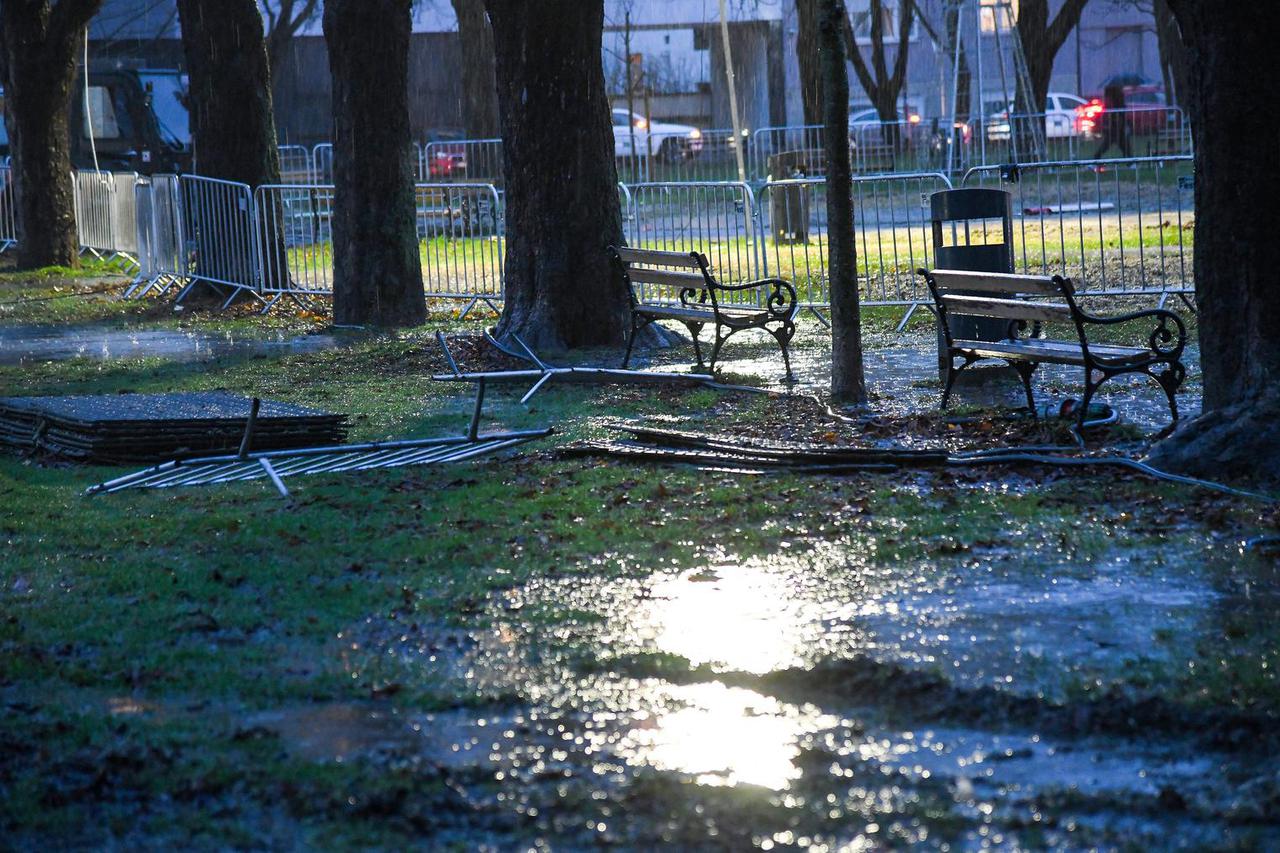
<box><xmin>625</xmin><ymin>11</ymin><xmax>638</xmax><ymax>182</ymax></box>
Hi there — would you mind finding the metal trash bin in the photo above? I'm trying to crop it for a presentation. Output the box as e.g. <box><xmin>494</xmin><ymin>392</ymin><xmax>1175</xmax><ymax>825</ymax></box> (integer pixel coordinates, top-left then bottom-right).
<box><xmin>929</xmin><ymin>188</ymin><xmax>1014</xmax><ymax>376</ymax></box>
<box><xmin>767</xmin><ymin>151</ymin><xmax>817</xmax><ymax>244</ymax></box>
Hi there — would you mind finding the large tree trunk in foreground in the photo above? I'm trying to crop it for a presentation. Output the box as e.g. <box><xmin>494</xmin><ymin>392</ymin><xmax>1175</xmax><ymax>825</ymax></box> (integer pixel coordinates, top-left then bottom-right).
<box><xmin>0</xmin><ymin>0</ymin><xmax>103</xmax><ymax>270</ymax></box>
<box><xmin>450</xmin><ymin>0</ymin><xmax>499</xmax><ymax>139</ymax></box>
<box><xmin>176</xmin><ymin>0</ymin><xmax>280</xmax><ymax>187</ymax></box>
<box><xmin>484</xmin><ymin>0</ymin><xmax>627</xmax><ymax>350</ymax></box>
<box><xmin>823</xmin><ymin>0</ymin><xmax>866</xmax><ymax>404</ymax></box>
<box><xmin>1014</xmin><ymin>0</ymin><xmax>1087</xmax><ymax>114</ymax></box>
<box><xmin>1146</xmin><ymin>2</ymin><xmax>1280</xmax><ymax>482</ymax></box>
<box><xmin>324</xmin><ymin>0</ymin><xmax>425</xmax><ymax>328</ymax></box>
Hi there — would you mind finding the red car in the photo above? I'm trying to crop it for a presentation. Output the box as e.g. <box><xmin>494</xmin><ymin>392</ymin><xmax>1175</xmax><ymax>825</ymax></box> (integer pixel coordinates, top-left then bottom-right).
<box><xmin>1080</xmin><ymin>85</ymin><xmax>1181</xmax><ymax>136</ymax></box>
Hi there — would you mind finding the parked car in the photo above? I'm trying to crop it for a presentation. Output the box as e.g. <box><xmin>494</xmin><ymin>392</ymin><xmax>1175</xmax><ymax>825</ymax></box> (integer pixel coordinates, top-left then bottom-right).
<box><xmin>611</xmin><ymin>109</ymin><xmax>703</xmax><ymax>162</ymax></box>
<box><xmin>1081</xmin><ymin>85</ymin><xmax>1174</xmax><ymax>135</ymax></box>
<box><xmin>984</xmin><ymin>92</ymin><xmax>1089</xmax><ymax>141</ymax></box>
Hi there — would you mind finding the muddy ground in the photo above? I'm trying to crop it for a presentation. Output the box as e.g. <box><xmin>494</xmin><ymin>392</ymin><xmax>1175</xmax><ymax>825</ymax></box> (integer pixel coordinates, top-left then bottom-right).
<box><xmin>2</xmin><ymin>279</ymin><xmax>1278</xmax><ymax>850</ymax></box>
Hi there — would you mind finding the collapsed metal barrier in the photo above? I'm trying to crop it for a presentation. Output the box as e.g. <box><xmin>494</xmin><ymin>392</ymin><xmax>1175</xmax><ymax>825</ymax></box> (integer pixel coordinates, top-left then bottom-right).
<box><xmin>86</xmin><ymin>387</ymin><xmax>552</xmax><ymax>498</ymax></box>
<box><xmin>432</xmin><ymin>331</ymin><xmax>714</xmax><ymax>404</ymax></box>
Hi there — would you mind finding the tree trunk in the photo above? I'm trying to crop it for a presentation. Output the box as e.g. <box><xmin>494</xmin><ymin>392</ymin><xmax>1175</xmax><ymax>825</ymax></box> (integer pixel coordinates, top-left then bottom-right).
<box><xmin>796</xmin><ymin>0</ymin><xmax>823</xmax><ymax>125</ymax></box>
<box><xmin>450</xmin><ymin>0</ymin><xmax>500</xmax><ymax>139</ymax></box>
<box><xmin>175</xmin><ymin>0</ymin><xmax>280</xmax><ymax>187</ymax></box>
<box><xmin>176</xmin><ymin>0</ymin><xmax>288</xmax><ymax>293</ymax></box>
<box><xmin>483</xmin><ymin>0</ymin><xmax>627</xmax><ymax>351</ymax></box>
<box><xmin>1014</xmin><ymin>0</ymin><xmax>1087</xmax><ymax>114</ymax></box>
<box><xmin>823</xmin><ymin>0</ymin><xmax>866</xmax><ymax>404</ymax></box>
<box><xmin>1153</xmin><ymin>0</ymin><xmax>1189</xmax><ymax>108</ymax></box>
<box><xmin>1146</xmin><ymin>1</ymin><xmax>1280</xmax><ymax>482</ymax></box>
<box><xmin>323</xmin><ymin>0</ymin><xmax>425</xmax><ymax>328</ymax></box>
<box><xmin>0</xmin><ymin>0</ymin><xmax>103</xmax><ymax>270</ymax></box>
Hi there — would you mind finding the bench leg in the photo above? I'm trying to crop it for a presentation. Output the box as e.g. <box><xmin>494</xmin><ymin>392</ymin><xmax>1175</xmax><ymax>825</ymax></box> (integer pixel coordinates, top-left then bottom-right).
<box><xmin>941</xmin><ymin>353</ymin><xmax>977</xmax><ymax>410</ymax></box>
<box><xmin>685</xmin><ymin>322</ymin><xmax>706</xmax><ymax>372</ymax></box>
<box><xmin>623</xmin><ymin>312</ymin><xmax>651</xmax><ymax>368</ymax></box>
<box><xmin>1150</xmin><ymin>361</ymin><xmax>1186</xmax><ymax>437</ymax></box>
<box><xmin>1075</xmin><ymin>372</ymin><xmax>1102</xmax><ymax>441</ymax></box>
<box><xmin>1008</xmin><ymin>360</ymin><xmax>1038</xmax><ymax>414</ymax></box>
<box><xmin>708</xmin><ymin>326</ymin><xmax>729</xmax><ymax>375</ymax></box>
<box><xmin>772</xmin><ymin>320</ymin><xmax>797</xmax><ymax>382</ymax></box>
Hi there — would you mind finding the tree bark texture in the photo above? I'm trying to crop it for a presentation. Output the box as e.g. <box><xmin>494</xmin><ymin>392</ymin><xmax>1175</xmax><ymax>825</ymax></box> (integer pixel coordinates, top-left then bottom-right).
<box><xmin>323</xmin><ymin>0</ymin><xmax>425</xmax><ymax>328</ymax></box>
<box><xmin>1014</xmin><ymin>0</ymin><xmax>1087</xmax><ymax>113</ymax></box>
<box><xmin>796</xmin><ymin>0</ymin><xmax>823</xmax><ymax>125</ymax></box>
<box><xmin>483</xmin><ymin>0</ymin><xmax>627</xmax><ymax>351</ymax></box>
<box><xmin>0</xmin><ymin>0</ymin><xmax>103</xmax><ymax>270</ymax></box>
<box><xmin>1152</xmin><ymin>0</ymin><xmax>1189</xmax><ymax>108</ymax></box>
<box><xmin>822</xmin><ymin>0</ymin><xmax>866</xmax><ymax>404</ymax></box>
<box><xmin>450</xmin><ymin>0</ymin><xmax>499</xmax><ymax>139</ymax></box>
<box><xmin>1145</xmin><ymin>1</ymin><xmax>1280</xmax><ymax>481</ymax></box>
<box><xmin>175</xmin><ymin>0</ymin><xmax>281</xmax><ymax>187</ymax></box>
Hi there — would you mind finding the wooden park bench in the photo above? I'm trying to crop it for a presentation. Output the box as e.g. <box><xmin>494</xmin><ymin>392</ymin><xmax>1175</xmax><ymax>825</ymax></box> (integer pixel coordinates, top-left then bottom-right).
<box><xmin>918</xmin><ymin>268</ymin><xmax>1188</xmax><ymax>435</ymax></box>
<box><xmin>610</xmin><ymin>246</ymin><xmax>799</xmax><ymax>380</ymax></box>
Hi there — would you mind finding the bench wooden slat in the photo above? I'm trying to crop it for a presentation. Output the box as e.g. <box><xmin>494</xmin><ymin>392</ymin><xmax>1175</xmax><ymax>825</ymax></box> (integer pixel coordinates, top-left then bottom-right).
<box><xmin>636</xmin><ymin>304</ymin><xmax>766</xmax><ymax>321</ymax></box>
<box><xmin>954</xmin><ymin>338</ymin><xmax>1149</xmax><ymax>366</ymax></box>
<box><xmin>614</xmin><ymin>247</ymin><xmax>704</xmax><ymax>269</ymax></box>
<box><xmin>929</xmin><ymin>269</ymin><xmax>1061</xmax><ymax>297</ymax></box>
<box><xmin>941</xmin><ymin>294</ymin><xmax>1073</xmax><ymax>324</ymax></box>
<box><xmin>626</xmin><ymin>268</ymin><xmax>710</xmax><ymax>289</ymax></box>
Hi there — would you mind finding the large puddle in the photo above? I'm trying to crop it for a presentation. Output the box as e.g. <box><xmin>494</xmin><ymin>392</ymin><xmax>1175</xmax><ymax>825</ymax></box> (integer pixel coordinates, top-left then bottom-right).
<box><xmin>284</xmin><ymin>537</ymin><xmax>1279</xmax><ymax>847</ymax></box>
<box><xmin>0</xmin><ymin>323</ymin><xmax>344</xmax><ymax>365</ymax></box>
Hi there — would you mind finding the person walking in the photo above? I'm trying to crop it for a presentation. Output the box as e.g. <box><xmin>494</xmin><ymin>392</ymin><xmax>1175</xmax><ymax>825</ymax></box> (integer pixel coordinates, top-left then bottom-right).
<box><xmin>1092</xmin><ymin>84</ymin><xmax>1132</xmax><ymax>158</ymax></box>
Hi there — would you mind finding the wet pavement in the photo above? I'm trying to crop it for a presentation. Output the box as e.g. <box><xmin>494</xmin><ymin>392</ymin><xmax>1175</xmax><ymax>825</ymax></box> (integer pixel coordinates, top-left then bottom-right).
<box><xmin>0</xmin><ymin>323</ymin><xmax>345</xmax><ymax>366</ymax></box>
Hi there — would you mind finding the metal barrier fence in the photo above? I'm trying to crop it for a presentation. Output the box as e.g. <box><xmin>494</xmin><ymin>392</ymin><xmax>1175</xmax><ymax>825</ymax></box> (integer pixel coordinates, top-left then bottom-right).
<box><xmin>179</xmin><ymin>174</ymin><xmax>262</xmax><ymax>304</ymax></box>
<box><xmin>960</xmin><ymin>106</ymin><xmax>1192</xmax><ymax>171</ymax></box>
<box><xmin>416</xmin><ymin>183</ymin><xmax>504</xmax><ymax>302</ymax></box>
<box><xmin>624</xmin><ymin>182</ymin><xmax>762</xmax><ymax>298</ymax></box>
<box><xmin>960</xmin><ymin>155</ymin><xmax>1193</xmax><ymax>296</ymax></box>
<box><xmin>760</xmin><ymin>172</ymin><xmax>955</xmax><ymax>308</ymax></box>
<box><xmin>255</xmin><ymin>183</ymin><xmax>334</xmax><ymax>299</ymax></box>
<box><xmin>421</xmin><ymin>138</ymin><xmax>503</xmax><ymax>186</ymax></box>
<box><xmin>249</xmin><ymin>181</ymin><xmax>505</xmax><ymax>306</ymax></box>
<box><xmin>71</xmin><ymin>170</ymin><xmax>141</xmax><ymax>265</ymax></box>
<box><xmin>0</xmin><ymin>164</ymin><xmax>16</xmax><ymax>252</ymax></box>
<box><xmin>277</xmin><ymin>145</ymin><xmax>314</xmax><ymax>184</ymax></box>
<box><xmin>127</xmin><ymin>174</ymin><xmax>188</xmax><ymax>297</ymax></box>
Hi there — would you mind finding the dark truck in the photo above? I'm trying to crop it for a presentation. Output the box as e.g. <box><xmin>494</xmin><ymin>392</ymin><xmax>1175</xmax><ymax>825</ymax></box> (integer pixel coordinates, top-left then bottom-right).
<box><xmin>1</xmin><ymin>68</ymin><xmax>192</xmax><ymax>175</ymax></box>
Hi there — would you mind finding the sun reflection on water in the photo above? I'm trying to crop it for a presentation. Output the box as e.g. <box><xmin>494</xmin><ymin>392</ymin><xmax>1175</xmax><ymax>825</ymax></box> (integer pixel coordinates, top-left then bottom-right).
<box><xmin>619</xmin><ymin>683</ymin><xmax>834</xmax><ymax>790</ymax></box>
<box><xmin>642</xmin><ymin>564</ymin><xmax>817</xmax><ymax>674</ymax></box>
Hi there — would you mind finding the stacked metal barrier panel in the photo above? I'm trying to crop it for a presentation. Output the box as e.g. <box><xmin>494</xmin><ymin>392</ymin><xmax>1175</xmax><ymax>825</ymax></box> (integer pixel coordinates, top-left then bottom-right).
<box><xmin>759</xmin><ymin>172</ymin><xmax>954</xmax><ymax>308</ymax></box>
<box><xmin>960</xmin><ymin>155</ymin><xmax>1193</xmax><ymax>296</ymax></box>
<box><xmin>624</xmin><ymin>182</ymin><xmax>762</xmax><ymax>303</ymax></box>
<box><xmin>416</xmin><ymin>183</ymin><xmax>504</xmax><ymax>300</ymax></box>
<box><xmin>72</xmin><ymin>170</ymin><xmax>119</xmax><ymax>256</ymax></box>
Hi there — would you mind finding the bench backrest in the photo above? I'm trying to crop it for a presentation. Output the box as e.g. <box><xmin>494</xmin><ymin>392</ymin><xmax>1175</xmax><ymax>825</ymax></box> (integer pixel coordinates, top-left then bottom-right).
<box><xmin>920</xmin><ymin>268</ymin><xmax>1078</xmax><ymax>327</ymax></box>
<box><xmin>610</xmin><ymin>246</ymin><xmax>716</xmax><ymax>305</ymax></box>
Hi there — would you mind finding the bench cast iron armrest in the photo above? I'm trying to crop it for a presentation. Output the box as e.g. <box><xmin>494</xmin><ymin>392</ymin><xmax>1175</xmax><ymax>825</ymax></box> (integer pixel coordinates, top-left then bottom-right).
<box><xmin>1074</xmin><ymin>306</ymin><xmax>1188</xmax><ymax>364</ymax></box>
<box><xmin>710</xmin><ymin>277</ymin><xmax>799</xmax><ymax>320</ymax></box>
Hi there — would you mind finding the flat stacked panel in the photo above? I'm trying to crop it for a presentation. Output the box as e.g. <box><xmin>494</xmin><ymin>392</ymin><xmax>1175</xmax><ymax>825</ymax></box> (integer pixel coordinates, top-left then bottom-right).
<box><xmin>0</xmin><ymin>392</ymin><xmax>348</xmax><ymax>463</ymax></box>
